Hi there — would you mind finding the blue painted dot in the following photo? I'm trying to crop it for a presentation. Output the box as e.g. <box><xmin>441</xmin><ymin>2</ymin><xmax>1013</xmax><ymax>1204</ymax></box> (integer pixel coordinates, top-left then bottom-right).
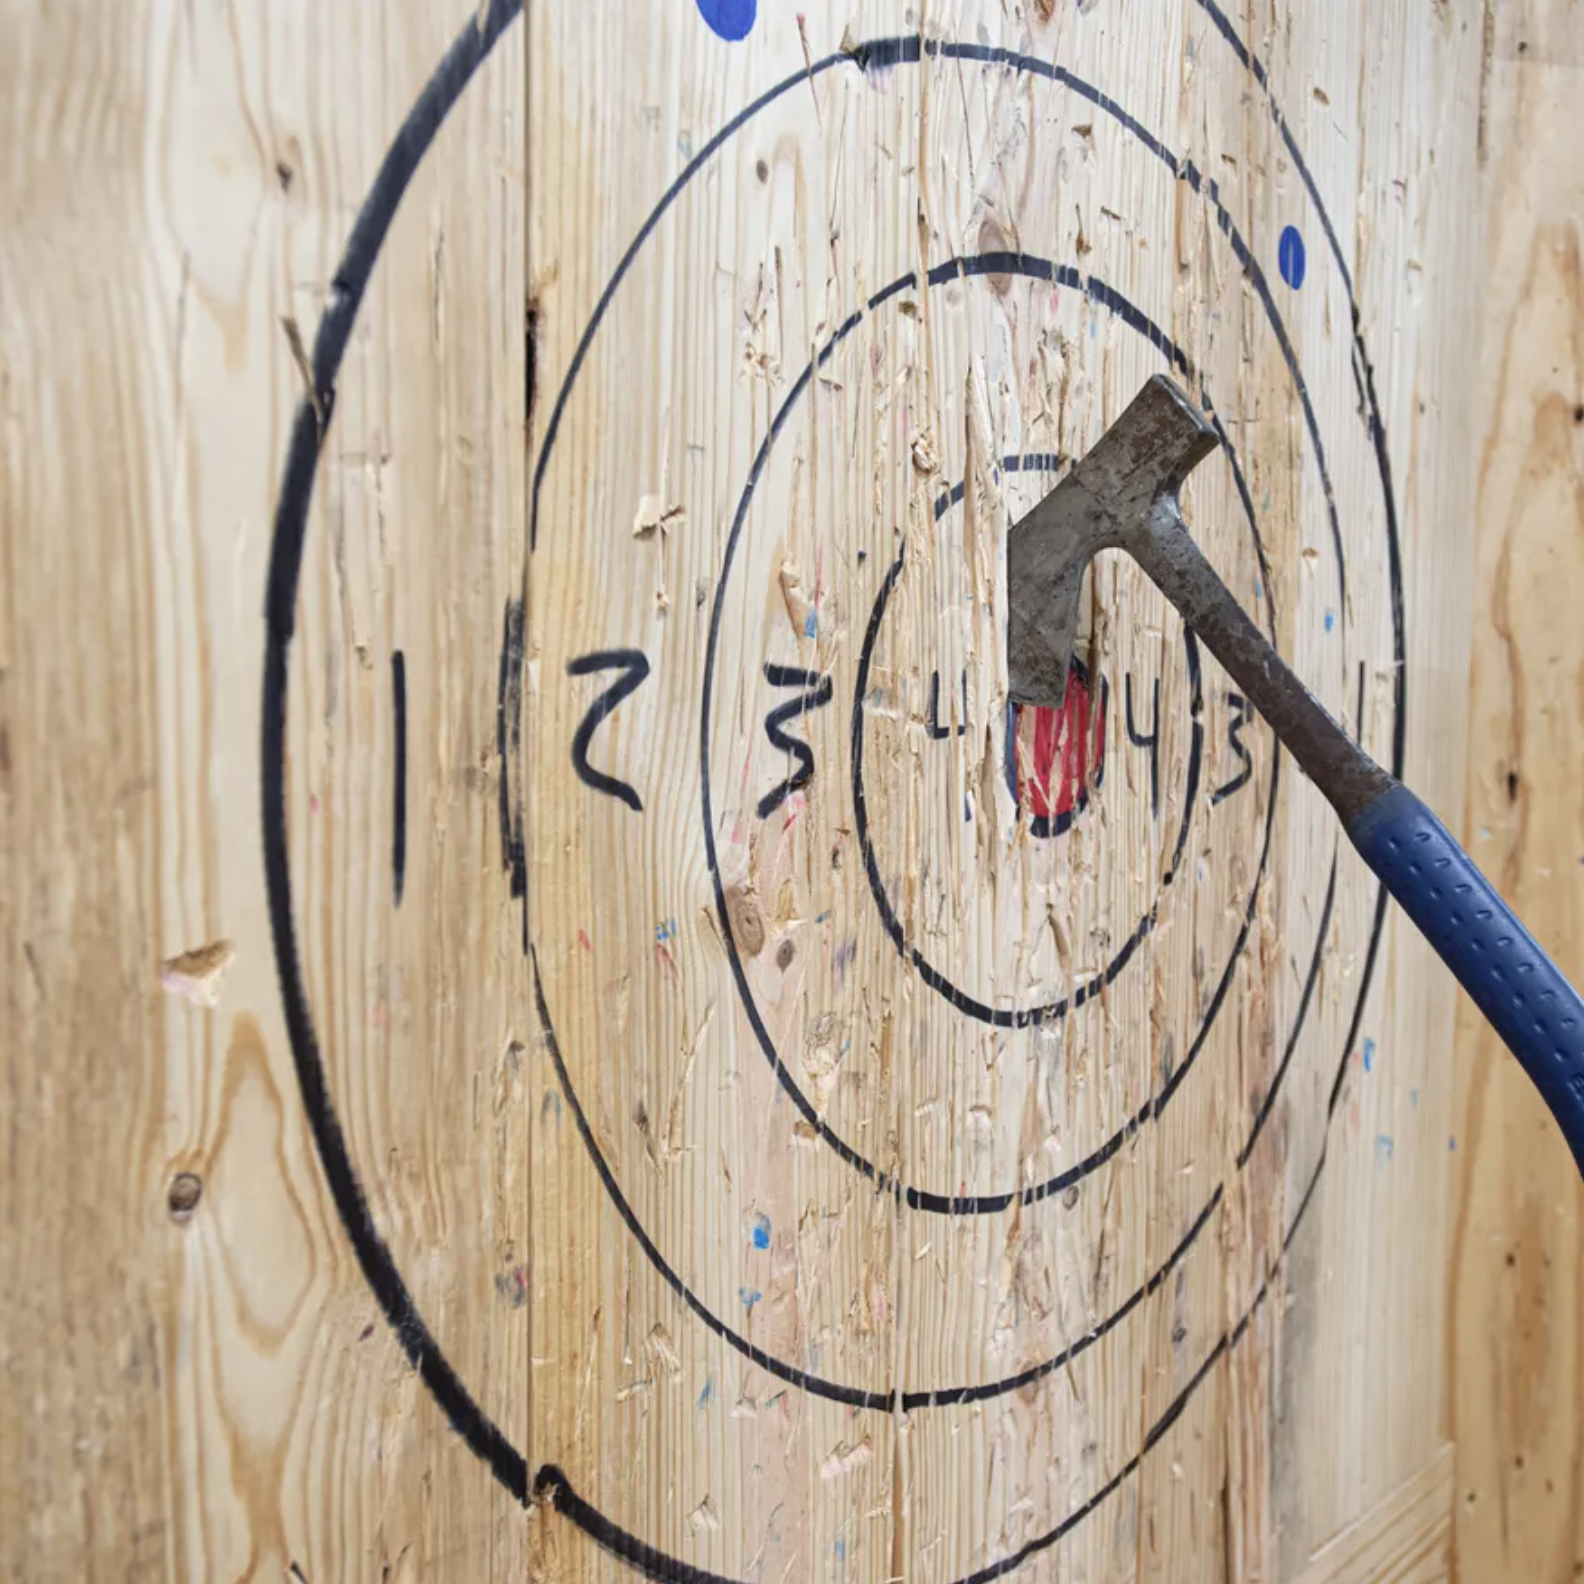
<box><xmin>1362</xmin><ymin>1037</ymin><xmax>1376</xmax><ymax>1073</ymax></box>
<box><xmin>739</xmin><ymin>1287</ymin><xmax>762</xmax><ymax>1311</ymax></box>
<box><xmin>750</xmin><ymin>1212</ymin><xmax>771</xmax><ymax>1250</ymax></box>
<box><xmin>1279</xmin><ymin>225</ymin><xmax>1307</xmax><ymax>289</ymax></box>
<box><xmin>1324</xmin><ymin>609</ymin><xmax>1335</xmax><ymax>633</ymax></box>
<box><xmin>696</xmin><ymin>0</ymin><xmax>755</xmax><ymax>41</ymax></box>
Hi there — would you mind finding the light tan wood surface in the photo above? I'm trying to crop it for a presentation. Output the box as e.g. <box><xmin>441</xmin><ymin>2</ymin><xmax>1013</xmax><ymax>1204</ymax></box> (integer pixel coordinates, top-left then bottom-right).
<box><xmin>1</xmin><ymin>3</ymin><xmax>526</xmax><ymax>1580</ymax></box>
<box><xmin>1449</xmin><ymin>1</ymin><xmax>1584</xmax><ymax>1579</ymax></box>
<box><xmin>0</xmin><ymin>0</ymin><xmax>1514</xmax><ymax>1580</ymax></box>
<box><xmin>526</xmin><ymin>3</ymin><xmax>1481</xmax><ymax>1581</ymax></box>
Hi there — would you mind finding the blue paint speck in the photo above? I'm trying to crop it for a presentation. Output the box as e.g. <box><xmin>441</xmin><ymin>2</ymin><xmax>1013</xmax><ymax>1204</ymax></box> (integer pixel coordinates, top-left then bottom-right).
<box><xmin>834</xmin><ymin>1540</ymin><xmax>847</xmax><ymax>1563</ymax></box>
<box><xmin>697</xmin><ymin>1377</ymin><xmax>715</xmax><ymax>1410</ymax></box>
<box><xmin>739</xmin><ymin>1287</ymin><xmax>762</xmax><ymax>1312</ymax></box>
<box><xmin>1375</xmin><ymin>1132</ymin><xmax>1394</xmax><ymax>1163</ymax></box>
<box><xmin>655</xmin><ymin>917</ymin><xmax>678</xmax><ymax>943</ymax></box>
<box><xmin>696</xmin><ymin>0</ymin><xmax>755</xmax><ymax>40</ymax></box>
<box><xmin>1254</xmin><ymin>579</ymin><xmax>1263</xmax><ymax>602</ymax></box>
<box><xmin>804</xmin><ymin>610</ymin><xmax>818</xmax><ymax>638</ymax></box>
<box><xmin>1449</xmin><ymin>1136</ymin><xmax>1457</xmax><ymax>1151</ymax></box>
<box><xmin>1362</xmin><ymin>1037</ymin><xmax>1376</xmax><ymax>1073</ymax></box>
<box><xmin>750</xmin><ymin>1213</ymin><xmax>771</xmax><ymax>1250</ymax></box>
<box><xmin>1324</xmin><ymin>609</ymin><xmax>1335</xmax><ymax>633</ymax></box>
<box><xmin>1278</xmin><ymin>224</ymin><xmax>1307</xmax><ymax>289</ymax></box>
<box><xmin>1410</xmin><ymin>1088</ymin><xmax>1420</xmax><ymax>1109</ymax></box>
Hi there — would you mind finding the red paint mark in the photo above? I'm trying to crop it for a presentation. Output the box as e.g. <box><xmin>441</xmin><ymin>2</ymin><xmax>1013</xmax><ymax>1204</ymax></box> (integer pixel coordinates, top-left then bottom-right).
<box><xmin>578</xmin><ymin>928</ymin><xmax>593</xmax><ymax>952</ymax></box>
<box><xmin>310</xmin><ymin>794</ymin><xmax>320</xmax><ymax>815</ymax></box>
<box><xmin>656</xmin><ymin>942</ymin><xmax>678</xmax><ymax>981</ymax></box>
<box><xmin>358</xmin><ymin>1323</ymin><xmax>375</xmax><ymax>1341</ymax></box>
<box><xmin>1013</xmin><ymin>664</ymin><xmax>1106</xmax><ymax>830</ymax></box>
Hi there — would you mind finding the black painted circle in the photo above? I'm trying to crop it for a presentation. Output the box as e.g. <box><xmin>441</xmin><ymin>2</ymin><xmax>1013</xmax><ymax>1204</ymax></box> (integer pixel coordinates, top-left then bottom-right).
<box><xmin>260</xmin><ymin>0</ymin><xmax>527</xmax><ymax>1502</ymax></box>
<box><xmin>531</xmin><ymin>23</ymin><xmax>1394</xmax><ymax>1373</ymax></box>
<box><xmin>840</xmin><ymin>274</ymin><xmax>1270</xmax><ymax>1032</ymax></box>
<box><xmin>698</xmin><ymin>271</ymin><xmax>1306</xmax><ymax>1207</ymax></box>
<box><xmin>260</xmin><ymin>5</ymin><xmax>1410</xmax><ymax>1563</ymax></box>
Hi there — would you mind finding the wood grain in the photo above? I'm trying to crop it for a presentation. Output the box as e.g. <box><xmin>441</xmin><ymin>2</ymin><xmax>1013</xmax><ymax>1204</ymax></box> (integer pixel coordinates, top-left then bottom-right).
<box><xmin>1294</xmin><ymin>1446</ymin><xmax>1452</xmax><ymax>1584</ymax></box>
<box><xmin>0</xmin><ymin>0</ymin><xmax>1511</xmax><ymax>1579</ymax></box>
<box><xmin>525</xmin><ymin>3</ymin><xmax>1483</xmax><ymax>1581</ymax></box>
<box><xmin>1449</xmin><ymin>1</ymin><xmax>1584</xmax><ymax>1579</ymax></box>
<box><xmin>0</xmin><ymin>2</ymin><xmax>527</xmax><ymax>1580</ymax></box>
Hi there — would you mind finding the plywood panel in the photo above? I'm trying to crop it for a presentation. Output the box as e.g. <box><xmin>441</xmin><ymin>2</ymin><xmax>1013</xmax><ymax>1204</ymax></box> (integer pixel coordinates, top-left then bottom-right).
<box><xmin>523</xmin><ymin>2</ymin><xmax>1482</xmax><ymax>1581</ymax></box>
<box><xmin>0</xmin><ymin>0</ymin><xmax>1496</xmax><ymax>1579</ymax></box>
<box><xmin>0</xmin><ymin>2</ymin><xmax>527</xmax><ymax>1580</ymax></box>
<box><xmin>1449</xmin><ymin>2</ymin><xmax>1584</xmax><ymax>1579</ymax></box>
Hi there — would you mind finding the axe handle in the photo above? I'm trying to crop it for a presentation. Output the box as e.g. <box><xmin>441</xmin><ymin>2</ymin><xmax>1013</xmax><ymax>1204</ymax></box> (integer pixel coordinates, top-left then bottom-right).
<box><xmin>1139</xmin><ymin>504</ymin><xmax>1584</xmax><ymax>1176</ymax></box>
<box><xmin>1348</xmin><ymin>782</ymin><xmax>1584</xmax><ymax>1178</ymax></box>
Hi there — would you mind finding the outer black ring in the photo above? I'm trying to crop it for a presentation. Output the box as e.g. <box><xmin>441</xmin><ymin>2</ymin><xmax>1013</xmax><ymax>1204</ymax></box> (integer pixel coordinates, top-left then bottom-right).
<box><xmin>259</xmin><ymin>0</ymin><xmax>527</xmax><ymax>1502</ymax></box>
<box><xmin>261</xmin><ymin>4</ymin><xmax>1408</xmax><ymax>1573</ymax></box>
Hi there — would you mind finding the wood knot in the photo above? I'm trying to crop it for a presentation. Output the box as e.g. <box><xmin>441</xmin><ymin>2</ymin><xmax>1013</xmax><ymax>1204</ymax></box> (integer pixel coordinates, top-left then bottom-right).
<box><xmin>167</xmin><ymin>1172</ymin><xmax>203</xmax><ymax>1222</ymax></box>
<box><xmin>724</xmin><ymin>887</ymin><xmax>766</xmax><ymax>957</ymax></box>
<box><xmin>976</xmin><ymin>215</ymin><xmax>1014</xmax><ymax>296</ymax></box>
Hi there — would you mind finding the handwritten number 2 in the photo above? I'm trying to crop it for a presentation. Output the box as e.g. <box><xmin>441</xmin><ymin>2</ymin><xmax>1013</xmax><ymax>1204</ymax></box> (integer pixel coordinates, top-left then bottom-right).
<box><xmin>568</xmin><ymin>649</ymin><xmax>651</xmax><ymax>812</ymax></box>
<box><xmin>758</xmin><ymin>663</ymin><xmax>833</xmax><ymax>818</ymax></box>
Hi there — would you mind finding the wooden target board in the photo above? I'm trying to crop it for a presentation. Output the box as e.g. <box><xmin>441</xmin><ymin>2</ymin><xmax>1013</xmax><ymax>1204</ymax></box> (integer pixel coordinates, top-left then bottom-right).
<box><xmin>516</xmin><ymin>4</ymin><xmax>1469</xmax><ymax>1581</ymax></box>
<box><xmin>1</xmin><ymin>1</ymin><xmax>1489</xmax><ymax>1582</ymax></box>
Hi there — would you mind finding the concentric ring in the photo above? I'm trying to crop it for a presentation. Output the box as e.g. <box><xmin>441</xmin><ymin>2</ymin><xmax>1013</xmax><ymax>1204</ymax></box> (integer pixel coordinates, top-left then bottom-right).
<box><xmin>261</xmin><ymin>6</ymin><xmax>1408</xmax><ymax>1577</ymax></box>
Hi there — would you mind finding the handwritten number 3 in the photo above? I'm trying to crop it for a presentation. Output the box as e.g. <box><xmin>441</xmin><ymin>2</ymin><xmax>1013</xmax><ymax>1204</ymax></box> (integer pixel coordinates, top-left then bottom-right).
<box><xmin>757</xmin><ymin>663</ymin><xmax>833</xmax><ymax>819</ymax></box>
<box><xmin>568</xmin><ymin>649</ymin><xmax>651</xmax><ymax>812</ymax></box>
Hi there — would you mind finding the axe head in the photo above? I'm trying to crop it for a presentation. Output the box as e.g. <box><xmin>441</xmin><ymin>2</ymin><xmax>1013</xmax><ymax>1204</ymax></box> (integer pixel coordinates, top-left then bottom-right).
<box><xmin>1006</xmin><ymin>374</ymin><xmax>1220</xmax><ymax>707</ymax></box>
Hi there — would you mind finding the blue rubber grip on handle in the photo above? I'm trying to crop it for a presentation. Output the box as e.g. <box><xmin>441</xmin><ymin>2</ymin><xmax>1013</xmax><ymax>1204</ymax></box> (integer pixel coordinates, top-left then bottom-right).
<box><xmin>1348</xmin><ymin>782</ymin><xmax>1584</xmax><ymax>1176</ymax></box>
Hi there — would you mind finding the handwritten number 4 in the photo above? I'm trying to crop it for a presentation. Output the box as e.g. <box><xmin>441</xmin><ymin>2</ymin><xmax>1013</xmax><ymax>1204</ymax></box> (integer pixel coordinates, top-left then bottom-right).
<box><xmin>568</xmin><ymin>649</ymin><xmax>651</xmax><ymax>812</ymax></box>
<box><xmin>758</xmin><ymin>662</ymin><xmax>833</xmax><ymax>819</ymax></box>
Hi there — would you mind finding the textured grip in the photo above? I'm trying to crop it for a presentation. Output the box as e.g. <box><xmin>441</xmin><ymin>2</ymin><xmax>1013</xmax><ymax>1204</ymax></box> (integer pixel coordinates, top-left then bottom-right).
<box><xmin>1348</xmin><ymin>782</ymin><xmax>1584</xmax><ymax>1177</ymax></box>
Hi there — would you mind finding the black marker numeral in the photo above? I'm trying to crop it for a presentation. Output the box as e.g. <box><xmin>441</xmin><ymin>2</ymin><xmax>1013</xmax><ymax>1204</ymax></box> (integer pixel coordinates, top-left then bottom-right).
<box><xmin>392</xmin><ymin>650</ymin><xmax>408</xmax><ymax>906</ymax></box>
<box><xmin>927</xmin><ymin>669</ymin><xmax>968</xmax><ymax>740</ymax></box>
<box><xmin>568</xmin><ymin>649</ymin><xmax>652</xmax><ymax>812</ymax></box>
<box><xmin>758</xmin><ymin>662</ymin><xmax>833</xmax><ymax>818</ymax></box>
<box><xmin>1124</xmin><ymin>672</ymin><xmax>1160</xmax><ymax>817</ymax></box>
<box><xmin>1211</xmin><ymin>691</ymin><xmax>1254</xmax><ymax>805</ymax></box>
